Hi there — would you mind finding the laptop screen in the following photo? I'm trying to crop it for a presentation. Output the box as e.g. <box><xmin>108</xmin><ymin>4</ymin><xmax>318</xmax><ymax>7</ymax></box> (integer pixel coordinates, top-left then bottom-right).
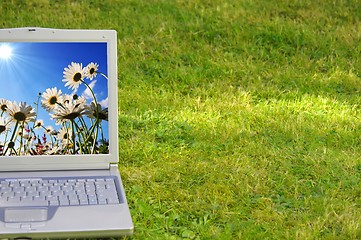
<box><xmin>0</xmin><ymin>42</ymin><xmax>109</xmax><ymax>156</ymax></box>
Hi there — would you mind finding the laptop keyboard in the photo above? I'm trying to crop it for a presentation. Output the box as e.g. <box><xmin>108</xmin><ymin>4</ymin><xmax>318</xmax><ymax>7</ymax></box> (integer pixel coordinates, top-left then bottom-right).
<box><xmin>0</xmin><ymin>177</ymin><xmax>120</xmax><ymax>207</ymax></box>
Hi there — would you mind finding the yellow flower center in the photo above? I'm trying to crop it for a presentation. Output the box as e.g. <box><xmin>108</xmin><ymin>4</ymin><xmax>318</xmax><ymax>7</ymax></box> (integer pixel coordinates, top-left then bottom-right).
<box><xmin>73</xmin><ymin>72</ymin><xmax>82</xmax><ymax>82</ymax></box>
<box><xmin>0</xmin><ymin>104</ymin><xmax>7</xmax><ymax>111</ymax></box>
<box><xmin>14</xmin><ymin>112</ymin><xmax>26</xmax><ymax>121</ymax></box>
<box><xmin>0</xmin><ymin>125</ymin><xmax>5</xmax><ymax>133</ymax></box>
<box><xmin>49</xmin><ymin>96</ymin><xmax>57</xmax><ymax>105</ymax></box>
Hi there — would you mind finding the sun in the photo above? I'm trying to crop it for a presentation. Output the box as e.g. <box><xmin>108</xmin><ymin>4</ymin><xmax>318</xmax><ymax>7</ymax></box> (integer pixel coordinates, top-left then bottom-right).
<box><xmin>0</xmin><ymin>45</ymin><xmax>12</xmax><ymax>59</ymax></box>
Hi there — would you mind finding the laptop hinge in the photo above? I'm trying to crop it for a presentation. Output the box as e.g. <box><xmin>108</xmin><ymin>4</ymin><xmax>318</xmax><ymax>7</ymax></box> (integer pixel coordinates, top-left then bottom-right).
<box><xmin>109</xmin><ymin>163</ymin><xmax>119</xmax><ymax>171</ymax></box>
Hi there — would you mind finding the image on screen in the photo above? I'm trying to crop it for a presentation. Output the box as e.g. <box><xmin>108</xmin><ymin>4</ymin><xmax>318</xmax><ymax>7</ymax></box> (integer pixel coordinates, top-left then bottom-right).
<box><xmin>0</xmin><ymin>42</ymin><xmax>109</xmax><ymax>156</ymax></box>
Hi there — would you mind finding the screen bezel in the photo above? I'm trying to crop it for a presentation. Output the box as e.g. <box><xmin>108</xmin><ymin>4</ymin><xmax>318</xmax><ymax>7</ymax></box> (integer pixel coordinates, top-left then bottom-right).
<box><xmin>0</xmin><ymin>28</ymin><xmax>118</xmax><ymax>171</ymax></box>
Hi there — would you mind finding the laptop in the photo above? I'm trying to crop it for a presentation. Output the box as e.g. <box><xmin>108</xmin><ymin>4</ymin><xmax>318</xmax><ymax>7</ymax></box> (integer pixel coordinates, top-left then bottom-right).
<box><xmin>0</xmin><ymin>27</ymin><xmax>133</xmax><ymax>238</ymax></box>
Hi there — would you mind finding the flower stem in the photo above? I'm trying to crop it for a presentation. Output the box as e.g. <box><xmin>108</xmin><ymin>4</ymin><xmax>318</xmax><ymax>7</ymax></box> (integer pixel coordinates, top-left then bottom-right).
<box><xmin>4</xmin><ymin>121</ymin><xmax>19</xmax><ymax>155</ymax></box>
<box><xmin>99</xmin><ymin>72</ymin><xmax>108</xmax><ymax>80</ymax></box>
<box><xmin>9</xmin><ymin>121</ymin><xmax>18</xmax><ymax>143</ymax></box>
<box><xmin>81</xmin><ymin>79</ymin><xmax>98</xmax><ymax>106</ymax></box>
<box><xmin>73</xmin><ymin>120</ymin><xmax>86</xmax><ymax>154</ymax></box>
<box><xmin>32</xmin><ymin>94</ymin><xmax>41</xmax><ymax>129</ymax></box>
<box><xmin>71</xmin><ymin>120</ymin><xmax>76</xmax><ymax>154</ymax></box>
<box><xmin>18</xmin><ymin>122</ymin><xmax>25</xmax><ymax>155</ymax></box>
<box><xmin>80</xmin><ymin>79</ymin><xmax>102</xmax><ymax>153</ymax></box>
<box><xmin>91</xmin><ymin>120</ymin><xmax>99</xmax><ymax>154</ymax></box>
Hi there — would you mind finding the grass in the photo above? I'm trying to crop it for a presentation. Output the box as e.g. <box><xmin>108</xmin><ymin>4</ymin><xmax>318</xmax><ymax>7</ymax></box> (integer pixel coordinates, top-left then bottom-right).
<box><xmin>2</xmin><ymin>0</ymin><xmax>361</xmax><ymax>239</ymax></box>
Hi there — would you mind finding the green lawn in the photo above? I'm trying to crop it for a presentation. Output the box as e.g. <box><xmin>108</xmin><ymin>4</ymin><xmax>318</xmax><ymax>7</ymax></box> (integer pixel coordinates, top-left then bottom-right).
<box><xmin>2</xmin><ymin>0</ymin><xmax>361</xmax><ymax>239</ymax></box>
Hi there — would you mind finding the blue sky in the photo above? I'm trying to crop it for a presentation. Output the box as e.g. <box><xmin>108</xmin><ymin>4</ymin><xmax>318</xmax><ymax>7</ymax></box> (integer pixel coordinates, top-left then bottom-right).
<box><xmin>0</xmin><ymin>42</ymin><xmax>109</xmax><ymax>145</ymax></box>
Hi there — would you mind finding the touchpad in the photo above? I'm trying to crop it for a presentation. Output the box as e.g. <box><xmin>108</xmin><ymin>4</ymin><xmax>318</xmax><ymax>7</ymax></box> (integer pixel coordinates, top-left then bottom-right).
<box><xmin>5</xmin><ymin>208</ymin><xmax>48</xmax><ymax>222</ymax></box>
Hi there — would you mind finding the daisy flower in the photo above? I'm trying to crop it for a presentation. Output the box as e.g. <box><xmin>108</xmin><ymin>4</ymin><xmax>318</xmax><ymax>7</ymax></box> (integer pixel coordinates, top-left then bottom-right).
<box><xmin>44</xmin><ymin>125</ymin><xmax>54</xmax><ymax>135</ymax></box>
<box><xmin>50</xmin><ymin>99</ymin><xmax>88</xmax><ymax>124</ymax></box>
<box><xmin>84</xmin><ymin>62</ymin><xmax>99</xmax><ymax>80</ymax></box>
<box><xmin>0</xmin><ymin>116</ymin><xmax>10</xmax><ymax>135</ymax></box>
<box><xmin>58</xmin><ymin>126</ymin><xmax>72</xmax><ymax>145</ymax></box>
<box><xmin>41</xmin><ymin>87</ymin><xmax>62</xmax><ymax>111</ymax></box>
<box><xmin>7</xmin><ymin>101</ymin><xmax>36</xmax><ymax>124</ymax></box>
<box><xmin>87</xmin><ymin>102</ymin><xmax>108</xmax><ymax>121</ymax></box>
<box><xmin>0</xmin><ymin>98</ymin><xmax>10</xmax><ymax>113</ymax></box>
<box><xmin>34</xmin><ymin>119</ymin><xmax>44</xmax><ymax>129</ymax></box>
<box><xmin>62</xmin><ymin>62</ymin><xmax>85</xmax><ymax>90</ymax></box>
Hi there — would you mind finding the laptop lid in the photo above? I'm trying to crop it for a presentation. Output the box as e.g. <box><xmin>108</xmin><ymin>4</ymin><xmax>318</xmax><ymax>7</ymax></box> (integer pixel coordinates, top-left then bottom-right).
<box><xmin>0</xmin><ymin>27</ymin><xmax>119</xmax><ymax>171</ymax></box>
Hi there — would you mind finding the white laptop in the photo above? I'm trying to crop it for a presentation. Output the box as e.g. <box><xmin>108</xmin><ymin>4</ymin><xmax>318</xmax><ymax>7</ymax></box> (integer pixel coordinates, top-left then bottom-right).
<box><xmin>0</xmin><ymin>27</ymin><xmax>133</xmax><ymax>238</ymax></box>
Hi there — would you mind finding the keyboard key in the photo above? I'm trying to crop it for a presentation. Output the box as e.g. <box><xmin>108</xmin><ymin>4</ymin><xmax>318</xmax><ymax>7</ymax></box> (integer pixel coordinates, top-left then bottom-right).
<box><xmin>49</xmin><ymin>200</ymin><xmax>59</xmax><ymax>206</ymax></box>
